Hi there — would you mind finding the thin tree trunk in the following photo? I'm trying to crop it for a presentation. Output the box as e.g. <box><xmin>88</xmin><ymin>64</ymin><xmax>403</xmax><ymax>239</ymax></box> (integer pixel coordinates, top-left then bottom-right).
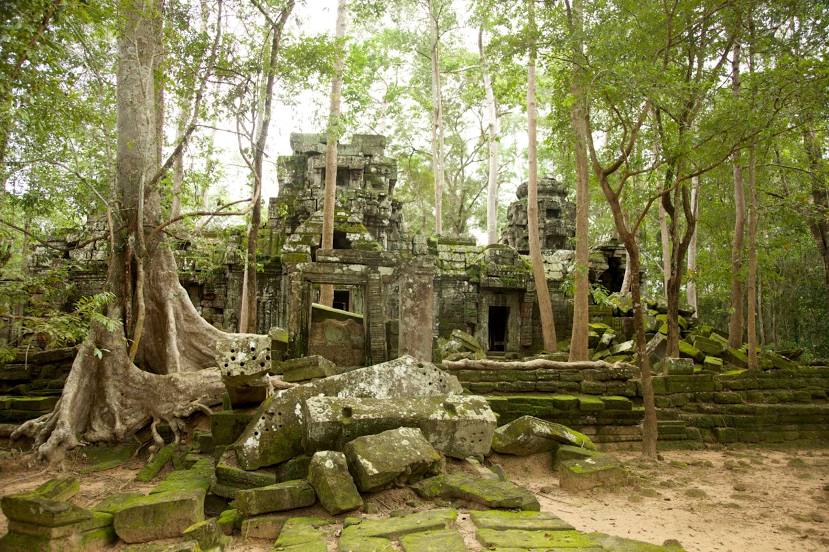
<box><xmin>527</xmin><ymin>0</ymin><xmax>556</xmax><ymax>352</ymax></box>
<box><xmin>479</xmin><ymin>26</ymin><xmax>500</xmax><ymax>245</ymax></box>
<box><xmin>745</xmin><ymin>30</ymin><xmax>759</xmax><ymax>370</ymax></box>
<box><xmin>621</xmin><ymin>249</ymin><xmax>632</xmax><ymax>294</ymax></box>
<box><xmin>428</xmin><ymin>0</ymin><xmax>445</xmax><ymax>235</ymax></box>
<box><xmin>659</xmin><ymin>201</ymin><xmax>671</xmax><ymax>297</ymax></box>
<box><xmin>568</xmin><ymin>0</ymin><xmax>589</xmax><ymax>361</ymax></box>
<box><xmin>686</xmin><ymin>176</ymin><xmax>700</xmax><ymax>317</ymax></box>
<box><xmin>319</xmin><ymin>0</ymin><xmax>348</xmax><ymax>307</ymax></box>
<box><xmin>727</xmin><ymin>40</ymin><xmax>746</xmax><ymax>348</ymax></box>
<box><xmin>803</xmin><ymin>125</ymin><xmax>829</xmax><ymax>307</ymax></box>
<box><xmin>240</xmin><ymin>2</ymin><xmax>294</xmax><ymax>332</ymax></box>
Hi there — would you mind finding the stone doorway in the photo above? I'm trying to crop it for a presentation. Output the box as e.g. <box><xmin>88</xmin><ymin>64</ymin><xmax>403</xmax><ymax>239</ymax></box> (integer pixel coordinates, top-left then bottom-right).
<box><xmin>488</xmin><ymin>305</ymin><xmax>510</xmax><ymax>352</ymax></box>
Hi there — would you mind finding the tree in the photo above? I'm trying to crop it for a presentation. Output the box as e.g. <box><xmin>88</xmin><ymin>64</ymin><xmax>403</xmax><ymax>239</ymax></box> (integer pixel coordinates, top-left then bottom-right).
<box><xmin>238</xmin><ymin>0</ymin><xmax>295</xmax><ymax>332</ymax></box>
<box><xmin>686</xmin><ymin>177</ymin><xmax>700</xmax><ymax>316</ymax></box>
<box><xmin>727</xmin><ymin>38</ymin><xmax>747</xmax><ymax>349</ymax></box>
<box><xmin>12</xmin><ymin>0</ymin><xmax>232</xmax><ymax>463</ymax></box>
<box><xmin>479</xmin><ymin>26</ymin><xmax>500</xmax><ymax>245</ymax></box>
<box><xmin>319</xmin><ymin>0</ymin><xmax>349</xmax><ymax>308</ymax></box>
<box><xmin>567</xmin><ymin>0</ymin><xmax>590</xmax><ymax>361</ymax></box>
<box><xmin>427</xmin><ymin>0</ymin><xmax>447</xmax><ymax>235</ymax></box>
<box><xmin>527</xmin><ymin>0</ymin><xmax>557</xmax><ymax>352</ymax></box>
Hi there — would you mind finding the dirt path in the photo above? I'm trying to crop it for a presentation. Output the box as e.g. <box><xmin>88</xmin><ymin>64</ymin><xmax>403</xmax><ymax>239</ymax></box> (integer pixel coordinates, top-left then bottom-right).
<box><xmin>0</xmin><ymin>446</ymin><xmax>826</xmax><ymax>551</ymax></box>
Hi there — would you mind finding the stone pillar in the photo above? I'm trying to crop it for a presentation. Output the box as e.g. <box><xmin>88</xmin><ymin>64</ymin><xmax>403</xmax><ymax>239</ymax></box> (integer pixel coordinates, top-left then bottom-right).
<box><xmin>398</xmin><ymin>258</ymin><xmax>435</xmax><ymax>362</ymax></box>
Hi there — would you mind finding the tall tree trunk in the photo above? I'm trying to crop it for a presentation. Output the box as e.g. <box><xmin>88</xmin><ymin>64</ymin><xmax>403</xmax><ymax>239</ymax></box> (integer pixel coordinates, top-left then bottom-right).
<box><xmin>527</xmin><ymin>0</ymin><xmax>556</xmax><ymax>352</ymax></box>
<box><xmin>319</xmin><ymin>0</ymin><xmax>348</xmax><ymax>307</ymax></box>
<box><xmin>745</xmin><ymin>30</ymin><xmax>759</xmax><ymax>370</ymax></box>
<box><xmin>686</xmin><ymin>176</ymin><xmax>700</xmax><ymax>317</ymax></box>
<box><xmin>727</xmin><ymin>40</ymin><xmax>746</xmax><ymax>348</ymax></box>
<box><xmin>479</xmin><ymin>26</ymin><xmax>500</xmax><ymax>245</ymax></box>
<box><xmin>13</xmin><ymin>0</ymin><xmax>231</xmax><ymax>463</ymax></box>
<box><xmin>239</xmin><ymin>2</ymin><xmax>294</xmax><ymax>332</ymax></box>
<box><xmin>568</xmin><ymin>0</ymin><xmax>590</xmax><ymax>361</ymax></box>
<box><xmin>621</xmin><ymin>249</ymin><xmax>632</xmax><ymax>294</ymax></box>
<box><xmin>803</xmin><ymin>125</ymin><xmax>829</xmax><ymax>306</ymax></box>
<box><xmin>428</xmin><ymin>0</ymin><xmax>445</xmax><ymax>235</ymax></box>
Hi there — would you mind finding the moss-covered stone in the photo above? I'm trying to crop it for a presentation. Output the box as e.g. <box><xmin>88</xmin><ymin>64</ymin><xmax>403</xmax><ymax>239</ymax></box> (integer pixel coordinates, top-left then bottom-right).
<box><xmin>412</xmin><ymin>474</ymin><xmax>539</xmax><ymax>510</ymax></box>
<box><xmin>554</xmin><ymin>444</ymin><xmax>603</xmax><ymax>466</ymax></box>
<box><xmin>7</xmin><ymin>510</ymin><xmax>112</xmax><ymax>539</ymax></box>
<box><xmin>275</xmin><ymin>455</ymin><xmax>312</xmax><ymax>482</ymax></box>
<box><xmin>399</xmin><ymin>529</ymin><xmax>466</xmax><ymax>552</ymax></box>
<box><xmin>80</xmin><ymin>444</ymin><xmax>137</xmax><ymax>473</ymax></box>
<box><xmin>476</xmin><ymin>528</ymin><xmax>600</xmax><ymax>548</ymax></box>
<box><xmin>211</xmin><ymin>411</ymin><xmax>253</xmax><ymax>446</ymax></box>
<box><xmin>232</xmin><ymin>479</ymin><xmax>316</xmax><ymax>516</ymax></box>
<box><xmin>112</xmin><ymin>489</ymin><xmax>205</xmax><ymax>543</ymax></box>
<box><xmin>240</xmin><ymin>513</ymin><xmax>289</xmax><ymax>539</ymax></box>
<box><xmin>559</xmin><ymin>455</ymin><xmax>626</xmax><ymax>492</ymax></box>
<box><xmin>183</xmin><ymin>517</ymin><xmax>231</xmax><ymax>550</ymax></box>
<box><xmin>1</xmin><ymin>494</ymin><xmax>91</xmax><ymax>527</ymax></box>
<box><xmin>492</xmin><ymin>415</ymin><xmax>596</xmax><ymax>455</ymax></box>
<box><xmin>469</xmin><ymin>510</ymin><xmax>573</xmax><ymax>531</ymax></box>
<box><xmin>308</xmin><ymin>450</ymin><xmax>363</xmax><ymax>515</ymax></box>
<box><xmin>273</xmin><ymin>517</ymin><xmax>331</xmax><ymax>552</ymax></box>
<box><xmin>678</xmin><ymin>341</ymin><xmax>705</xmax><ymax>363</ymax></box>
<box><xmin>589</xmin><ymin>532</ymin><xmax>688</xmax><ymax>551</ymax></box>
<box><xmin>136</xmin><ymin>443</ymin><xmax>175</xmax><ymax>482</ymax></box>
<box><xmin>338</xmin><ymin>534</ymin><xmax>395</xmax><ymax>552</ymax></box>
<box><xmin>340</xmin><ymin>508</ymin><xmax>456</xmax><ymax>539</ymax></box>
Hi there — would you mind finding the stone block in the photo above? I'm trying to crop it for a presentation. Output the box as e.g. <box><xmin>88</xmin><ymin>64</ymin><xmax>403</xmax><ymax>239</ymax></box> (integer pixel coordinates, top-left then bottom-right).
<box><xmin>476</xmin><ymin>528</ymin><xmax>601</xmax><ymax>549</ymax></box>
<box><xmin>307</xmin><ymin>451</ymin><xmax>363</xmax><ymax>514</ymax></box>
<box><xmin>276</xmin><ymin>455</ymin><xmax>312</xmax><ymax>482</ymax></box>
<box><xmin>343</xmin><ymin>427</ymin><xmax>443</xmax><ymax>492</ymax></box>
<box><xmin>578</xmin><ymin>395</ymin><xmax>605</xmax><ymax>412</ymax></box>
<box><xmin>216</xmin><ymin>508</ymin><xmax>242</xmax><ymax>535</ymax></box>
<box><xmin>216</xmin><ymin>334</ymin><xmax>272</xmax><ymax>381</ymax></box>
<box><xmin>112</xmin><ymin>490</ymin><xmax>205</xmax><ymax>543</ymax></box>
<box><xmin>211</xmin><ymin>411</ymin><xmax>252</xmax><ymax>446</ymax></box>
<box><xmin>234</xmin><ymin>355</ymin><xmax>462</xmax><ymax>470</ymax></box>
<box><xmin>340</xmin><ymin>508</ymin><xmax>457</xmax><ymax>539</ymax></box>
<box><xmin>6</xmin><ymin>510</ymin><xmax>112</xmax><ymax>539</ymax></box>
<box><xmin>399</xmin><ymin>529</ymin><xmax>466</xmax><ymax>552</ymax></box>
<box><xmin>305</xmin><ymin>395</ymin><xmax>496</xmax><ymax>460</ymax></box>
<box><xmin>273</xmin><ymin>517</ymin><xmax>330</xmax><ymax>552</ymax></box>
<box><xmin>704</xmin><ymin>356</ymin><xmax>724</xmax><ymax>371</ymax></box>
<box><xmin>280</xmin><ymin>355</ymin><xmax>341</xmax><ymax>382</ymax></box>
<box><xmin>692</xmin><ymin>335</ymin><xmax>725</xmax><ymax>356</ymax></box>
<box><xmin>240</xmin><ymin>513</ymin><xmax>288</xmax><ymax>539</ymax></box>
<box><xmin>469</xmin><ymin>509</ymin><xmax>573</xmax><ymax>530</ymax></box>
<box><xmin>713</xmin><ymin>392</ymin><xmax>742</xmax><ymax>404</ymax></box>
<box><xmin>183</xmin><ymin>517</ymin><xmax>230</xmax><ymax>551</ymax></box>
<box><xmin>723</xmin><ymin>347</ymin><xmax>748</xmax><ymax>368</ymax></box>
<box><xmin>554</xmin><ymin>445</ymin><xmax>603</xmax><ymax>466</ymax></box>
<box><xmin>659</xmin><ymin>357</ymin><xmax>694</xmax><ymax>375</ymax></box>
<box><xmin>1</xmin><ymin>494</ymin><xmax>91</xmax><ymax>527</ymax></box>
<box><xmin>600</xmin><ymin>395</ymin><xmax>632</xmax><ymax>410</ymax></box>
<box><xmin>136</xmin><ymin>444</ymin><xmax>175</xmax><ymax>482</ymax></box>
<box><xmin>678</xmin><ymin>341</ymin><xmax>705</xmax><ymax>363</ymax></box>
<box><xmin>558</xmin><ymin>455</ymin><xmax>625</xmax><ymax>491</ymax></box>
<box><xmin>412</xmin><ymin>474</ymin><xmax>539</xmax><ymax>510</ymax></box>
<box><xmin>491</xmin><ymin>415</ymin><xmax>596</xmax><ymax>455</ymax></box>
<box><xmin>232</xmin><ymin>480</ymin><xmax>315</xmax><ymax>516</ymax></box>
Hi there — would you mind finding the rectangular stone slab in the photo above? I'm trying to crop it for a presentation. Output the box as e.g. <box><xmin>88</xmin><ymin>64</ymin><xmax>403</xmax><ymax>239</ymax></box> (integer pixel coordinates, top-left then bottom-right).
<box><xmin>111</xmin><ymin>489</ymin><xmax>205</xmax><ymax>543</ymax></box>
<box><xmin>476</xmin><ymin>528</ymin><xmax>600</xmax><ymax>548</ymax></box>
<box><xmin>305</xmin><ymin>395</ymin><xmax>496</xmax><ymax>459</ymax></box>
<box><xmin>1</xmin><ymin>495</ymin><xmax>92</xmax><ymax>527</ymax></box>
<box><xmin>341</xmin><ymin>508</ymin><xmax>457</xmax><ymax>538</ymax></box>
<box><xmin>470</xmin><ymin>510</ymin><xmax>573</xmax><ymax>531</ymax></box>
<box><xmin>232</xmin><ymin>479</ymin><xmax>316</xmax><ymax>516</ymax></box>
<box><xmin>412</xmin><ymin>474</ymin><xmax>539</xmax><ymax>511</ymax></box>
<box><xmin>234</xmin><ymin>355</ymin><xmax>463</xmax><ymax>469</ymax></box>
<box><xmin>400</xmin><ymin>529</ymin><xmax>466</xmax><ymax>552</ymax></box>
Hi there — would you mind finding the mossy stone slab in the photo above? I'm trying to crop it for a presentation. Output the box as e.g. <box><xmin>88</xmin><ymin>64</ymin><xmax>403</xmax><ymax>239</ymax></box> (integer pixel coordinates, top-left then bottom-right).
<box><xmin>233</xmin><ymin>479</ymin><xmax>316</xmax><ymax>516</ymax></box>
<box><xmin>112</xmin><ymin>490</ymin><xmax>205</xmax><ymax>543</ymax></box>
<box><xmin>342</xmin><ymin>508</ymin><xmax>457</xmax><ymax>539</ymax></box>
<box><xmin>412</xmin><ymin>475</ymin><xmax>539</xmax><ymax>511</ymax></box>
<box><xmin>183</xmin><ymin>516</ymin><xmax>231</xmax><ymax>550</ymax></box>
<box><xmin>399</xmin><ymin>529</ymin><xmax>466</xmax><ymax>552</ymax></box>
<box><xmin>1</xmin><ymin>494</ymin><xmax>91</xmax><ymax>527</ymax></box>
<box><xmin>492</xmin><ymin>415</ymin><xmax>595</xmax><ymax>455</ymax></box>
<box><xmin>273</xmin><ymin>517</ymin><xmax>331</xmax><ymax>552</ymax></box>
<box><xmin>554</xmin><ymin>445</ymin><xmax>602</xmax><ymax>467</ymax></box>
<box><xmin>136</xmin><ymin>443</ymin><xmax>175</xmax><ymax>482</ymax></box>
<box><xmin>559</xmin><ymin>455</ymin><xmax>626</xmax><ymax>492</ymax></box>
<box><xmin>7</xmin><ymin>510</ymin><xmax>112</xmax><ymax>538</ymax></box>
<box><xmin>469</xmin><ymin>510</ymin><xmax>573</xmax><ymax>531</ymax></box>
<box><xmin>241</xmin><ymin>513</ymin><xmax>289</xmax><ymax>539</ymax></box>
<box><xmin>476</xmin><ymin>528</ymin><xmax>599</xmax><ymax>549</ymax></box>
<box><xmin>588</xmin><ymin>532</ymin><xmax>687</xmax><ymax>551</ymax></box>
<box><xmin>338</xmin><ymin>534</ymin><xmax>395</xmax><ymax>552</ymax></box>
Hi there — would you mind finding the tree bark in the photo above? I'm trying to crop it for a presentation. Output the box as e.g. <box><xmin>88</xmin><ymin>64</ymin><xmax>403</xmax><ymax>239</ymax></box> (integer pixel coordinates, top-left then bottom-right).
<box><xmin>658</xmin><ymin>201</ymin><xmax>671</xmax><ymax>296</ymax></box>
<box><xmin>239</xmin><ymin>2</ymin><xmax>294</xmax><ymax>332</ymax></box>
<box><xmin>527</xmin><ymin>0</ymin><xmax>557</xmax><ymax>352</ymax></box>
<box><xmin>428</xmin><ymin>0</ymin><xmax>445</xmax><ymax>236</ymax></box>
<box><xmin>686</xmin><ymin>176</ymin><xmax>700</xmax><ymax>317</ymax></box>
<box><xmin>319</xmin><ymin>0</ymin><xmax>348</xmax><ymax>307</ymax></box>
<box><xmin>727</xmin><ymin>40</ymin><xmax>746</xmax><ymax>348</ymax></box>
<box><xmin>745</xmin><ymin>31</ymin><xmax>759</xmax><ymax>370</ymax></box>
<box><xmin>12</xmin><ymin>0</ymin><xmax>234</xmax><ymax>463</ymax></box>
<box><xmin>568</xmin><ymin>0</ymin><xmax>590</xmax><ymax>361</ymax></box>
<box><xmin>479</xmin><ymin>26</ymin><xmax>500</xmax><ymax>246</ymax></box>
<box><xmin>803</xmin><ymin>125</ymin><xmax>829</xmax><ymax>307</ymax></box>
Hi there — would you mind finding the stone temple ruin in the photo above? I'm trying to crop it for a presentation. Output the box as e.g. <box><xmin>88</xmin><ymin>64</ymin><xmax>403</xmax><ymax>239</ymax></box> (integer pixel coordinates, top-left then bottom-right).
<box><xmin>1</xmin><ymin>133</ymin><xmax>828</xmax><ymax>551</ymax></box>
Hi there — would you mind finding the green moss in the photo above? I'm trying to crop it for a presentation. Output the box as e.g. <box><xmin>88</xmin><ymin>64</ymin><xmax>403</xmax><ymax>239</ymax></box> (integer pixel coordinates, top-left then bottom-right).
<box><xmin>469</xmin><ymin>510</ymin><xmax>573</xmax><ymax>531</ymax></box>
<box><xmin>476</xmin><ymin>528</ymin><xmax>600</xmax><ymax>549</ymax></box>
<box><xmin>136</xmin><ymin>444</ymin><xmax>175</xmax><ymax>482</ymax></box>
<box><xmin>399</xmin><ymin>529</ymin><xmax>466</xmax><ymax>552</ymax></box>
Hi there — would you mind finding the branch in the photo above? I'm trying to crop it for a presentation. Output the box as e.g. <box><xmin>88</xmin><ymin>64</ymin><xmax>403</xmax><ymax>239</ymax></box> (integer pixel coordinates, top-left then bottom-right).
<box><xmin>150</xmin><ymin>198</ymin><xmax>252</xmax><ymax>241</ymax></box>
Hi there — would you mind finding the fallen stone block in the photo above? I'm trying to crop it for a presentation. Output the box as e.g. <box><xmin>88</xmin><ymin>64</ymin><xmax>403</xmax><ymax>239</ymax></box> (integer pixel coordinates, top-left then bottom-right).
<box><xmin>678</xmin><ymin>341</ymin><xmax>705</xmax><ymax>363</ymax></box>
<box><xmin>183</xmin><ymin>517</ymin><xmax>231</xmax><ymax>551</ymax></box>
<box><xmin>0</xmin><ymin>521</ymin><xmax>116</xmax><ymax>552</ymax></box>
<box><xmin>281</xmin><ymin>355</ymin><xmax>341</xmax><ymax>382</ymax></box>
<box><xmin>692</xmin><ymin>335</ymin><xmax>725</xmax><ymax>356</ymax></box>
<box><xmin>491</xmin><ymin>415</ymin><xmax>596</xmax><ymax>455</ymax></box>
<box><xmin>559</xmin><ymin>455</ymin><xmax>626</xmax><ymax>492</ymax></box>
<box><xmin>150</xmin><ymin>458</ymin><xmax>215</xmax><ymax>496</ymax></box>
<box><xmin>211</xmin><ymin>411</ymin><xmax>253</xmax><ymax>446</ymax></box>
<box><xmin>112</xmin><ymin>490</ymin><xmax>205</xmax><ymax>543</ymax></box>
<box><xmin>275</xmin><ymin>455</ymin><xmax>312</xmax><ymax>482</ymax></box>
<box><xmin>305</xmin><ymin>395</ymin><xmax>496</xmax><ymax>460</ymax></box>
<box><xmin>704</xmin><ymin>355</ymin><xmax>724</xmax><ymax>371</ymax></box>
<box><xmin>235</xmin><ymin>355</ymin><xmax>463</xmax><ymax>469</ymax></box>
<box><xmin>400</xmin><ymin>529</ymin><xmax>466</xmax><ymax>552</ymax></box>
<box><xmin>344</xmin><ymin>427</ymin><xmax>443</xmax><ymax>492</ymax></box>
<box><xmin>216</xmin><ymin>508</ymin><xmax>242</xmax><ymax>535</ymax></box>
<box><xmin>1</xmin><ymin>494</ymin><xmax>91</xmax><ymax>527</ymax></box>
<box><xmin>554</xmin><ymin>444</ymin><xmax>603</xmax><ymax>466</ymax></box>
<box><xmin>308</xmin><ymin>450</ymin><xmax>363</xmax><ymax>514</ymax></box>
<box><xmin>659</xmin><ymin>357</ymin><xmax>694</xmax><ymax>375</ymax></box>
<box><xmin>240</xmin><ymin>513</ymin><xmax>289</xmax><ymax>539</ymax></box>
<box><xmin>232</xmin><ymin>479</ymin><xmax>316</xmax><ymax>516</ymax></box>
<box><xmin>589</xmin><ymin>532</ymin><xmax>688</xmax><ymax>551</ymax></box>
<box><xmin>469</xmin><ymin>509</ymin><xmax>573</xmax><ymax>531</ymax></box>
<box><xmin>6</xmin><ymin>510</ymin><xmax>112</xmax><ymax>539</ymax></box>
<box><xmin>216</xmin><ymin>334</ymin><xmax>272</xmax><ymax>408</ymax></box>
<box><xmin>412</xmin><ymin>474</ymin><xmax>539</xmax><ymax>511</ymax></box>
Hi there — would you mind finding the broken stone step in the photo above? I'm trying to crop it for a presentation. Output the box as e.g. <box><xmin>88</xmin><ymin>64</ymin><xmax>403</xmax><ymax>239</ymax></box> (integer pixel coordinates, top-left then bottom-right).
<box><xmin>308</xmin><ymin>451</ymin><xmax>363</xmax><ymax>515</ymax></box>
<box><xmin>232</xmin><ymin>479</ymin><xmax>316</xmax><ymax>516</ymax></box>
<box><xmin>469</xmin><ymin>510</ymin><xmax>573</xmax><ymax>531</ymax></box>
<box><xmin>343</xmin><ymin>427</ymin><xmax>443</xmax><ymax>492</ymax></box>
<box><xmin>340</xmin><ymin>508</ymin><xmax>457</xmax><ymax>539</ymax></box>
<box><xmin>412</xmin><ymin>475</ymin><xmax>539</xmax><ymax>511</ymax></box>
<box><xmin>558</xmin><ymin>455</ymin><xmax>626</xmax><ymax>492</ymax></box>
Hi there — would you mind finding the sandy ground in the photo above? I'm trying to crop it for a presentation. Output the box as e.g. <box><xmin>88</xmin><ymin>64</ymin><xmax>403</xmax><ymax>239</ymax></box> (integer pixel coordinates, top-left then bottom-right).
<box><xmin>0</xmin><ymin>445</ymin><xmax>826</xmax><ymax>552</ymax></box>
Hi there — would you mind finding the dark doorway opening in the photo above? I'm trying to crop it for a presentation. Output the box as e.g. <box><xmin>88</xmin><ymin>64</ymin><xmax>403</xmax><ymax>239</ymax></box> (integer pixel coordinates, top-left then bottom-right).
<box><xmin>333</xmin><ymin>289</ymin><xmax>350</xmax><ymax>312</ymax></box>
<box><xmin>488</xmin><ymin>306</ymin><xmax>509</xmax><ymax>351</ymax></box>
<box><xmin>333</xmin><ymin>230</ymin><xmax>352</xmax><ymax>249</ymax></box>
